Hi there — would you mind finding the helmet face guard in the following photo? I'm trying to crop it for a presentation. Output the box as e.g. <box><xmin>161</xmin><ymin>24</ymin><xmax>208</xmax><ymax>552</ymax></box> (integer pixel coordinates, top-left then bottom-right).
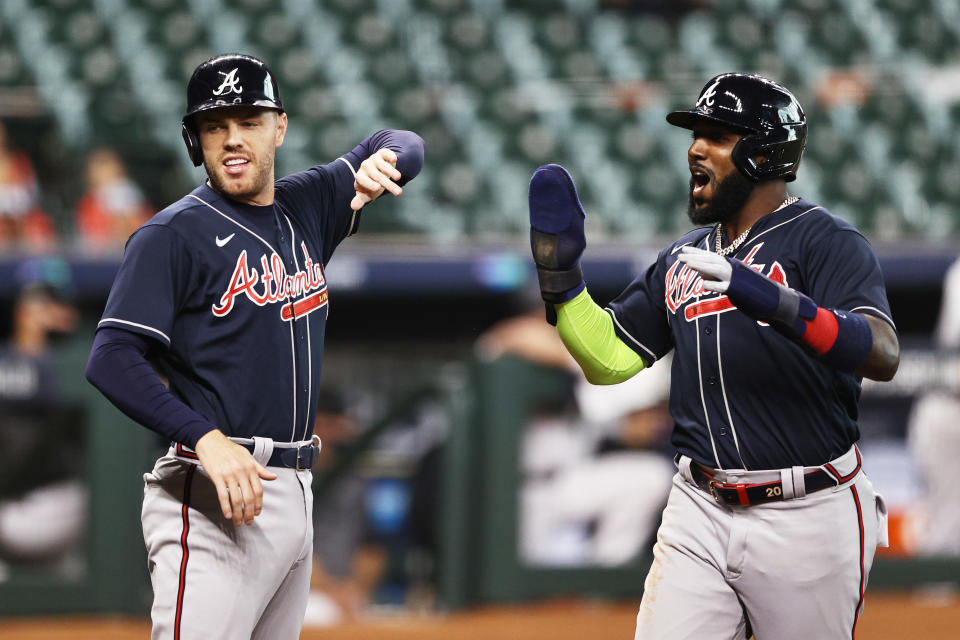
<box><xmin>667</xmin><ymin>73</ymin><xmax>807</xmax><ymax>182</ymax></box>
<box><xmin>182</xmin><ymin>53</ymin><xmax>284</xmax><ymax>167</ymax></box>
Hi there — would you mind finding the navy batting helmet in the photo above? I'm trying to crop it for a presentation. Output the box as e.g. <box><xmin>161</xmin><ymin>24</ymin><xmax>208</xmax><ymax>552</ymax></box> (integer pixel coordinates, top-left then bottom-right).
<box><xmin>181</xmin><ymin>53</ymin><xmax>284</xmax><ymax>167</ymax></box>
<box><xmin>667</xmin><ymin>73</ymin><xmax>806</xmax><ymax>182</ymax></box>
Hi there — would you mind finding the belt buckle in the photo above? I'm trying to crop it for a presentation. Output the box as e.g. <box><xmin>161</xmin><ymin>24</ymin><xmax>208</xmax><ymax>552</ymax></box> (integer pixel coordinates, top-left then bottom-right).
<box><xmin>296</xmin><ymin>436</ymin><xmax>322</xmax><ymax>470</ymax></box>
<box><xmin>295</xmin><ymin>445</ymin><xmax>311</xmax><ymax>471</ymax></box>
<box><xmin>708</xmin><ymin>481</ymin><xmax>721</xmax><ymax>503</ymax></box>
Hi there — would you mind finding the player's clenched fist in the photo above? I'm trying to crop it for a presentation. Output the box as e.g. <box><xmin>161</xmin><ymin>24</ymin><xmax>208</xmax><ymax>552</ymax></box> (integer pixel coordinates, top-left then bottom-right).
<box><xmin>195</xmin><ymin>429</ymin><xmax>277</xmax><ymax>526</ymax></box>
<box><xmin>351</xmin><ymin>148</ymin><xmax>403</xmax><ymax>210</ymax></box>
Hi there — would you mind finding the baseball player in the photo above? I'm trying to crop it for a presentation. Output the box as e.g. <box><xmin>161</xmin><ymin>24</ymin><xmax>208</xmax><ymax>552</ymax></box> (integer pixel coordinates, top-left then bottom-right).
<box><xmin>85</xmin><ymin>53</ymin><xmax>423</xmax><ymax>639</ymax></box>
<box><xmin>527</xmin><ymin>73</ymin><xmax>899</xmax><ymax>639</ymax></box>
<box><xmin>907</xmin><ymin>255</ymin><xmax>960</xmax><ymax>555</ymax></box>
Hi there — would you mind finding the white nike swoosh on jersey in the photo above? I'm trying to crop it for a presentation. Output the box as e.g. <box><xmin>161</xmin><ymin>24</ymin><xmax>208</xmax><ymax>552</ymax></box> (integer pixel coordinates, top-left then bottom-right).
<box><xmin>671</xmin><ymin>242</ymin><xmax>691</xmax><ymax>255</ymax></box>
<box><xmin>215</xmin><ymin>233</ymin><xmax>236</xmax><ymax>247</ymax></box>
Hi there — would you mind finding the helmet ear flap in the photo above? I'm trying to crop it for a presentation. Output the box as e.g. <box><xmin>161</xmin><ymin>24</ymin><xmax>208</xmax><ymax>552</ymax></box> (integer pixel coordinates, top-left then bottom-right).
<box><xmin>182</xmin><ymin>121</ymin><xmax>203</xmax><ymax>167</ymax></box>
<box><xmin>731</xmin><ymin>135</ymin><xmax>762</xmax><ymax>182</ymax></box>
<box><xmin>732</xmin><ymin>133</ymin><xmax>804</xmax><ymax>183</ymax></box>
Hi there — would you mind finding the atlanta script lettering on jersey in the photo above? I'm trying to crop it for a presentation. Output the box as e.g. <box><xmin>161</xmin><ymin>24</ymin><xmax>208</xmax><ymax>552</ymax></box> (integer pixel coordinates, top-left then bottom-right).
<box><xmin>213</xmin><ymin>242</ymin><xmax>328</xmax><ymax>320</ymax></box>
<box><xmin>665</xmin><ymin>243</ymin><xmax>787</xmax><ymax>321</ymax></box>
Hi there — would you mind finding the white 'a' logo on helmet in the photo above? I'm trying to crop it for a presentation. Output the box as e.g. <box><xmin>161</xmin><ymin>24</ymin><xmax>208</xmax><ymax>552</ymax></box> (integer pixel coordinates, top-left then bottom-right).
<box><xmin>212</xmin><ymin>68</ymin><xmax>243</xmax><ymax>96</ymax></box>
<box><xmin>696</xmin><ymin>78</ymin><xmax>721</xmax><ymax>108</ymax></box>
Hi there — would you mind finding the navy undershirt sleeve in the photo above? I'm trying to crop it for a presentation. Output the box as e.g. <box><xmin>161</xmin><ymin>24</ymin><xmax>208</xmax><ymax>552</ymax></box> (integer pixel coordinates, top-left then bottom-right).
<box><xmin>85</xmin><ymin>327</ymin><xmax>216</xmax><ymax>448</ymax></box>
<box><xmin>276</xmin><ymin>129</ymin><xmax>425</xmax><ymax>263</ymax></box>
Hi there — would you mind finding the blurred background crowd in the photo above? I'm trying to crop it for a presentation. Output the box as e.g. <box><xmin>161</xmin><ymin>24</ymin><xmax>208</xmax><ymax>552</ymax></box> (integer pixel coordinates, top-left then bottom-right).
<box><xmin>0</xmin><ymin>0</ymin><xmax>958</xmax><ymax>630</ymax></box>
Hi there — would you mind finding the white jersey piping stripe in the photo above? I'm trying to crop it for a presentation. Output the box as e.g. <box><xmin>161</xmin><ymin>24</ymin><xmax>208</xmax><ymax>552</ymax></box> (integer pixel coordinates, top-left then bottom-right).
<box><xmin>603</xmin><ymin>308</ymin><xmax>658</xmax><ymax>362</ymax></box>
<box><xmin>186</xmin><ymin>194</ymin><xmax>278</xmax><ymax>255</ymax></box>
<box><xmin>694</xmin><ymin>313</ymin><xmax>722</xmax><ymax>469</ymax></box>
<box><xmin>279</xmin><ymin>213</ymin><xmax>299</xmax><ymax>442</ymax></box>
<box><xmin>694</xmin><ymin>234</ymin><xmax>722</xmax><ymax>469</ymax></box>
<box><xmin>98</xmin><ymin>318</ymin><xmax>171</xmax><ymax>344</ymax></box>
<box><xmin>715</xmin><ymin>313</ymin><xmax>748</xmax><ymax>470</ymax></box>
<box><xmin>851</xmin><ymin>306</ymin><xmax>896</xmax><ymax>329</ymax></box>
<box><xmin>336</xmin><ymin>157</ymin><xmax>360</xmax><ymax>236</ymax></box>
<box><xmin>738</xmin><ymin>205</ymin><xmax>823</xmax><ymax>253</ymax></box>
<box><xmin>337</xmin><ymin>156</ymin><xmax>357</xmax><ymax>178</ymax></box>
<box><xmin>283</xmin><ymin>213</ymin><xmax>313</xmax><ymax>443</ymax></box>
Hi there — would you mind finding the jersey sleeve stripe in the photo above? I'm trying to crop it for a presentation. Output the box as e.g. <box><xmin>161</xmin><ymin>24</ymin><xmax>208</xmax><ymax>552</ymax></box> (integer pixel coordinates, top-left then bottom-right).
<box><xmin>98</xmin><ymin>318</ymin><xmax>171</xmax><ymax>344</ymax></box>
<box><xmin>850</xmin><ymin>306</ymin><xmax>896</xmax><ymax>330</ymax></box>
<box><xmin>603</xmin><ymin>307</ymin><xmax>658</xmax><ymax>362</ymax></box>
<box><xmin>335</xmin><ymin>157</ymin><xmax>361</xmax><ymax>237</ymax></box>
<box><xmin>336</xmin><ymin>156</ymin><xmax>357</xmax><ymax>178</ymax></box>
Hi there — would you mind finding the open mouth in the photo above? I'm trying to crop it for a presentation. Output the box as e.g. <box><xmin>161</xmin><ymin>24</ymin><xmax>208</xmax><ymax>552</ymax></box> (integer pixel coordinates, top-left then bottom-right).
<box><xmin>690</xmin><ymin>166</ymin><xmax>711</xmax><ymax>199</ymax></box>
<box><xmin>224</xmin><ymin>157</ymin><xmax>250</xmax><ymax>176</ymax></box>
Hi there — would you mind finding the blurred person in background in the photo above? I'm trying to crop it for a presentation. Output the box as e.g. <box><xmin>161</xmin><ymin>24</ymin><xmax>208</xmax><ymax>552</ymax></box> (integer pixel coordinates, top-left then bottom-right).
<box><xmin>522</xmin><ymin>358</ymin><xmax>675</xmax><ymax>567</ymax></box>
<box><xmin>907</xmin><ymin>255</ymin><xmax>960</xmax><ymax>555</ymax></box>
<box><xmin>75</xmin><ymin>148</ymin><xmax>153</xmax><ymax>253</ymax></box>
<box><xmin>478</xmin><ymin>302</ymin><xmax>675</xmax><ymax>567</ymax></box>
<box><xmin>0</xmin><ymin>256</ymin><xmax>85</xmax><ymax>579</ymax></box>
<box><xmin>0</xmin><ymin>120</ymin><xmax>56</xmax><ymax>252</ymax></box>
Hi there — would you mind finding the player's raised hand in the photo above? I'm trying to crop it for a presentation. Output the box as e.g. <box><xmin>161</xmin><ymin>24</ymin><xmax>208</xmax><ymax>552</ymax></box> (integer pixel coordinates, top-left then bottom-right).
<box><xmin>351</xmin><ymin>148</ymin><xmax>403</xmax><ymax>210</ymax></box>
<box><xmin>194</xmin><ymin>429</ymin><xmax>277</xmax><ymax>526</ymax></box>
<box><xmin>676</xmin><ymin>246</ymin><xmax>732</xmax><ymax>293</ymax></box>
<box><xmin>528</xmin><ymin>164</ymin><xmax>587</xmax><ymax>311</ymax></box>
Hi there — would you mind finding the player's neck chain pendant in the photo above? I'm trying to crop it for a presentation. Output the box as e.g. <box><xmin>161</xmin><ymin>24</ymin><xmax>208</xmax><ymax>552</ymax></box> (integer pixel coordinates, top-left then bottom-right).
<box><xmin>715</xmin><ymin>195</ymin><xmax>799</xmax><ymax>256</ymax></box>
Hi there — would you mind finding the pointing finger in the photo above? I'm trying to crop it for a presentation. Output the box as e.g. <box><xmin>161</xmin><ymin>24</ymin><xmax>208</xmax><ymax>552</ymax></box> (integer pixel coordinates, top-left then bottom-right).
<box><xmin>355</xmin><ymin>171</ymin><xmax>382</xmax><ymax>194</ymax></box>
<box><xmin>371</xmin><ymin>171</ymin><xmax>402</xmax><ymax>196</ymax></box>
<box><xmin>373</xmin><ymin>154</ymin><xmax>402</xmax><ymax>181</ymax></box>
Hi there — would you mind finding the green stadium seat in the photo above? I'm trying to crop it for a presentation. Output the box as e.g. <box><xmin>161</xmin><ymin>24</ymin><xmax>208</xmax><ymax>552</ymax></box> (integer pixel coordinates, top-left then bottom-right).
<box><xmin>446</xmin><ymin>13</ymin><xmax>490</xmax><ymax>53</ymax></box>
<box><xmin>80</xmin><ymin>47</ymin><xmax>120</xmax><ymax>87</ymax></box>
<box><xmin>0</xmin><ymin>0</ymin><xmax>955</xmax><ymax>239</ymax></box>
<box><xmin>537</xmin><ymin>13</ymin><xmax>583</xmax><ymax>57</ymax></box>
<box><xmin>313</xmin><ymin>117</ymin><xmax>355</xmax><ymax>158</ymax></box>
<box><xmin>0</xmin><ymin>46</ymin><xmax>30</xmax><ymax>86</ymax></box>
<box><xmin>159</xmin><ymin>11</ymin><xmax>203</xmax><ymax>53</ymax></box>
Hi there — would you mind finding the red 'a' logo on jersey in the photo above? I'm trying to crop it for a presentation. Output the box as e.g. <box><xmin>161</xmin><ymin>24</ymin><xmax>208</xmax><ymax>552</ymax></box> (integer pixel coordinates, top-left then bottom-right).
<box><xmin>664</xmin><ymin>243</ymin><xmax>788</xmax><ymax>322</ymax></box>
<box><xmin>212</xmin><ymin>242</ymin><xmax>328</xmax><ymax>320</ymax></box>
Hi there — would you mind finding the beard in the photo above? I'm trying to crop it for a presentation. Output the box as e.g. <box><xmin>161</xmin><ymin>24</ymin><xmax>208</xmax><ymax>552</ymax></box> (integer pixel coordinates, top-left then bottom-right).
<box><xmin>687</xmin><ymin>169</ymin><xmax>755</xmax><ymax>226</ymax></box>
<box><xmin>204</xmin><ymin>154</ymin><xmax>274</xmax><ymax>204</ymax></box>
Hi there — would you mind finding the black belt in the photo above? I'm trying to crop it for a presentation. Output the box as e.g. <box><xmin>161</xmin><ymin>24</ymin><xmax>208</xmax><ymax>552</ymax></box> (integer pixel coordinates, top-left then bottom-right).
<box><xmin>687</xmin><ymin>456</ymin><xmax>860</xmax><ymax>507</ymax></box>
<box><xmin>242</xmin><ymin>442</ymin><xmax>320</xmax><ymax>470</ymax></box>
<box><xmin>175</xmin><ymin>440</ymin><xmax>320</xmax><ymax>470</ymax></box>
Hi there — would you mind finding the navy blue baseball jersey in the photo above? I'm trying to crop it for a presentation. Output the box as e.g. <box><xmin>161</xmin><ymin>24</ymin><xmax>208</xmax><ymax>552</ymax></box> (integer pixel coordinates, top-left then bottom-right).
<box><xmin>98</xmin><ymin>160</ymin><xmax>363</xmax><ymax>446</ymax></box>
<box><xmin>606</xmin><ymin>199</ymin><xmax>895</xmax><ymax>470</ymax></box>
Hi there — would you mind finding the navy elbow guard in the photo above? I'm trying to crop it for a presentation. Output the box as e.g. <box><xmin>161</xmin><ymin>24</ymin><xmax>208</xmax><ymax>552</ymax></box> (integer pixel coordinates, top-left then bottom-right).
<box><xmin>726</xmin><ymin>259</ymin><xmax>873</xmax><ymax>372</ymax></box>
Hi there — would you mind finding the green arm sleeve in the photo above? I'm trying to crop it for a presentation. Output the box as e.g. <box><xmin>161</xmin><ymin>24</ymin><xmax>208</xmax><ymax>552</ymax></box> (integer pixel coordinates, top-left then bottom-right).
<box><xmin>555</xmin><ymin>287</ymin><xmax>646</xmax><ymax>385</ymax></box>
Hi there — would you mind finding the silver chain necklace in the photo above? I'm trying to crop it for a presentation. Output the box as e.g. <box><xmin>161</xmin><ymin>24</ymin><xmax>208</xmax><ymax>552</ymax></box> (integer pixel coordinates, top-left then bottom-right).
<box><xmin>714</xmin><ymin>196</ymin><xmax>799</xmax><ymax>256</ymax></box>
